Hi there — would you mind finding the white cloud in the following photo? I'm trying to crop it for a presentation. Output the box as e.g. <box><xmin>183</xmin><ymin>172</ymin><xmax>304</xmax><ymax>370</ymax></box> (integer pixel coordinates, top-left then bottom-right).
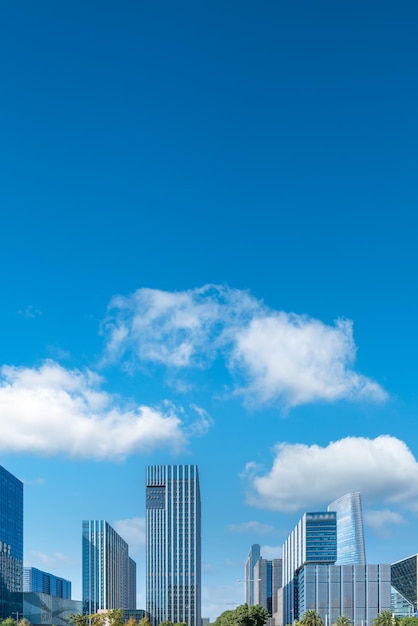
<box><xmin>364</xmin><ymin>509</ymin><xmax>407</xmax><ymax>530</ymax></box>
<box><xmin>26</xmin><ymin>550</ymin><xmax>79</xmax><ymax>569</ymax></box>
<box><xmin>113</xmin><ymin>517</ymin><xmax>145</xmax><ymax>548</ymax></box>
<box><xmin>245</xmin><ymin>435</ymin><xmax>418</xmax><ymax>512</ymax></box>
<box><xmin>228</xmin><ymin>521</ymin><xmax>275</xmax><ymax>534</ymax></box>
<box><xmin>18</xmin><ymin>304</ymin><xmax>42</xmax><ymax>318</ymax></box>
<box><xmin>260</xmin><ymin>545</ymin><xmax>282</xmax><ymax>560</ymax></box>
<box><xmin>0</xmin><ymin>360</ymin><xmax>200</xmax><ymax>459</ymax></box>
<box><xmin>102</xmin><ymin>285</ymin><xmax>386</xmax><ymax>409</ymax></box>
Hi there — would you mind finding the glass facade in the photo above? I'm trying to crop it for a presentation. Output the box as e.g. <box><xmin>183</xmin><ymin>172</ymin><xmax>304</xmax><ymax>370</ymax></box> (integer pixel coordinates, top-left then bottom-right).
<box><xmin>246</xmin><ymin>545</ymin><xmax>261</xmax><ymax>606</ymax></box>
<box><xmin>23</xmin><ymin>592</ymin><xmax>82</xmax><ymax>626</ymax></box>
<box><xmin>391</xmin><ymin>554</ymin><xmax>418</xmax><ymax>612</ymax></box>
<box><xmin>146</xmin><ymin>465</ymin><xmax>201</xmax><ymax>626</ymax></box>
<box><xmin>23</xmin><ymin>568</ymin><xmax>71</xmax><ymax>599</ymax></box>
<box><xmin>283</xmin><ymin>512</ymin><xmax>337</xmax><ymax>626</ymax></box>
<box><xmin>0</xmin><ymin>464</ymin><xmax>23</xmax><ymax>620</ymax></box>
<box><xmin>82</xmin><ymin>520</ymin><xmax>136</xmax><ymax>614</ymax></box>
<box><xmin>328</xmin><ymin>493</ymin><xmax>366</xmax><ymax>565</ymax></box>
<box><xmin>297</xmin><ymin>564</ymin><xmax>391</xmax><ymax>626</ymax></box>
<box><xmin>253</xmin><ymin>558</ymin><xmax>282</xmax><ymax>616</ymax></box>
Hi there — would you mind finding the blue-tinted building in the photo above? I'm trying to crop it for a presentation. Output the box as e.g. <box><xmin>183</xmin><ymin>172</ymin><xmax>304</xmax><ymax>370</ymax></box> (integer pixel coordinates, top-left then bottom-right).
<box><xmin>245</xmin><ymin>545</ymin><xmax>261</xmax><ymax>607</ymax></box>
<box><xmin>23</xmin><ymin>568</ymin><xmax>71</xmax><ymax>599</ymax></box>
<box><xmin>297</xmin><ymin>563</ymin><xmax>391</xmax><ymax>625</ymax></box>
<box><xmin>23</xmin><ymin>593</ymin><xmax>82</xmax><ymax>626</ymax></box>
<box><xmin>391</xmin><ymin>554</ymin><xmax>418</xmax><ymax>614</ymax></box>
<box><xmin>283</xmin><ymin>512</ymin><xmax>337</xmax><ymax>625</ymax></box>
<box><xmin>146</xmin><ymin>465</ymin><xmax>201</xmax><ymax>626</ymax></box>
<box><xmin>82</xmin><ymin>520</ymin><xmax>136</xmax><ymax>614</ymax></box>
<box><xmin>328</xmin><ymin>492</ymin><xmax>366</xmax><ymax>565</ymax></box>
<box><xmin>0</xmin><ymin>464</ymin><xmax>23</xmax><ymax>620</ymax></box>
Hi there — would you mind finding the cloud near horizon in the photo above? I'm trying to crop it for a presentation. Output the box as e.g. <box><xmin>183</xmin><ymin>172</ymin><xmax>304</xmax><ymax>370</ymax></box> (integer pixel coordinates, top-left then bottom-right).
<box><xmin>244</xmin><ymin>435</ymin><xmax>418</xmax><ymax>512</ymax></box>
<box><xmin>102</xmin><ymin>285</ymin><xmax>386</xmax><ymax>409</ymax></box>
<box><xmin>0</xmin><ymin>361</ymin><xmax>203</xmax><ymax>459</ymax></box>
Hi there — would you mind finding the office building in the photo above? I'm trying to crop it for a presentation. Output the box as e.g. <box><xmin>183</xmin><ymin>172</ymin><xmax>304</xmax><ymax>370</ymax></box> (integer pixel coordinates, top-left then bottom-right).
<box><xmin>328</xmin><ymin>492</ymin><xmax>366</xmax><ymax>565</ymax></box>
<box><xmin>82</xmin><ymin>520</ymin><xmax>136</xmax><ymax>614</ymax></box>
<box><xmin>0</xmin><ymin>465</ymin><xmax>23</xmax><ymax>620</ymax></box>
<box><xmin>146</xmin><ymin>465</ymin><xmax>201</xmax><ymax>626</ymax></box>
<box><xmin>246</xmin><ymin>544</ymin><xmax>261</xmax><ymax>607</ymax></box>
<box><xmin>391</xmin><ymin>554</ymin><xmax>418</xmax><ymax>614</ymax></box>
<box><xmin>297</xmin><ymin>563</ymin><xmax>391</xmax><ymax>624</ymax></box>
<box><xmin>283</xmin><ymin>511</ymin><xmax>337</xmax><ymax>625</ymax></box>
<box><xmin>23</xmin><ymin>568</ymin><xmax>71</xmax><ymax>599</ymax></box>
<box><xmin>253</xmin><ymin>558</ymin><xmax>282</xmax><ymax>617</ymax></box>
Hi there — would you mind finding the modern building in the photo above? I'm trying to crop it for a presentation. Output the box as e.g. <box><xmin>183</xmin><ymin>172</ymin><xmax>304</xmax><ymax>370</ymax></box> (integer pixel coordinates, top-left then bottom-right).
<box><xmin>82</xmin><ymin>520</ymin><xmax>136</xmax><ymax>614</ymax></box>
<box><xmin>23</xmin><ymin>593</ymin><xmax>82</xmax><ymax>626</ymax></box>
<box><xmin>246</xmin><ymin>544</ymin><xmax>261</xmax><ymax>607</ymax></box>
<box><xmin>23</xmin><ymin>568</ymin><xmax>71</xmax><ymax>599</ymax></box>
<box><xmin>328</xmin><ymin>492</ymin><xmax>366</xmax><ymax>565</ymax></box>
<box><xmin>282</xmin><ymin>511</ymin><xmax>337</xmax><ymax>625</ymax></box>
<box><xmin>391</xmin><ymin>554</ymin><xmax>418</xmax><ymax>614</ymax></box>
<box><xmin>0</xmin><ymin>464</ymin><xmax>23</xmax><ymax>620</ymax></box>
<box><xmin>297</xmin><ymin>563</ymin><xmax>391</xmax><ymax>625</ymax></box>
<box><xmin>146</xmin><ymin>464</ymin><xmax>201</xmax><ymax>626</ymax></box>
<box><xmin>252</xmin><ymin>557</ymin><xmax>282</xmax><ymax>617</ymax></box>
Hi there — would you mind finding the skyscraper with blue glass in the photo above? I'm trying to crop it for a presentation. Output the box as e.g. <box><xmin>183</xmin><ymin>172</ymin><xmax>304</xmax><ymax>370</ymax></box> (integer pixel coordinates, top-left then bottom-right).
<box><xmin>328</xmin><ymin>492</ymin><xmax>366</xmax><ymax>565</ymax></box>
<box><xmin>82</xmin><ymin>520</ymin><xmax>136</xmax><ymax>614</ymax></box>
<box><xmin>146</xmin><ymin>465</ymin><xmax>201</xmax><ymax>626</ymax></box>
<box><xmin>0</xmin><ymin>464</ymin><xmax>23</xmax><ymax>620</ymax></box>
<box><xmin>282</xmin><ymin>512</ymin><xmax>337</xmax><ymax>625</ymax></box>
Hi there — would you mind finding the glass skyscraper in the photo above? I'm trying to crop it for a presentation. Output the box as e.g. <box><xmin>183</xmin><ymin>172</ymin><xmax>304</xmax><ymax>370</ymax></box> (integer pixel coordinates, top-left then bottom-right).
<box><xmin>82</xmin><ymin>520</ymin><xmax>136</xmax><ymax>614</ymax></box>
<box><xmin>245</xmin><ymin>544</ymin><xmax>261</xmax><ymax>606</ymax></box>
<box><xmin>146</xmin><ymin>465</ymin><xmax>201</xmax><ymax>626</ymax></box>
<box><xmin>283</xmin><ymin>512</ymin><xmax>337</xmax><ymax>625</ymax></box>
<box><xmin>328</xmin><ymin>492</ymin><xmax>366</xmax><ymax>565</ymax></box>
<box><xmin>0</xmin><ymin>464</ymin><xmax>23</xmax><ymax>620</ymax></box>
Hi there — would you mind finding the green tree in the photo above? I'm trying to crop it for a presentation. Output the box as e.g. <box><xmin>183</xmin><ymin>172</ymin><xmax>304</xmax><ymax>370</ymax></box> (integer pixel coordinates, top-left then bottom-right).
<box><xmin>213</xmin><ymin>609</ymin><xmax>235</xmax><ymax>626</ymax></box>
<box><xmin>66</xmin><ymin>614</ymin><xmax>90</xmax><ymax>626</ymax></box>
<box><xmin>174</xmin><ymin>622</ymin><xmax>188</xmax><ymax>626</ymax></box>
<box><xmin>332</xmin><ymin>617</ymin><xmax>351</xmax><ymax>626</ymax></box>
<box><xmin>299</xmin><ymin>610</ymin><xmax>324</xmax><ymax>626</ymax></box>
<box><xmin>158</xmin><ymin>621</ymin><xmax>174</xmax><ymax>626</ymax></box>
<box><xmin>373</xmin><ymin>612</ymin><xmax>400</xmax><ymax>626</ymax></box>
<box><xmin>139</xmin><ymin>618</ymin><xmax>151</xmax><ymax>626</ymax></box>
<box><xmin>233</xmin><ymin>604</ymin><xmax>269</xmax><ymax>626</ymax></box>
<box><xmin>400</xmin><ymin>618</ymin><xmax>418</xmax><ymax>626</ymax></box>
<box><xmin>1</xmin><ymin>619</ymin><xmax>17</xmax><ymax>626</ymax></box>
<box><xmin>18</xmin><ymin>619</ymin><xmax>31</xmax><ymax>626</ymax></box>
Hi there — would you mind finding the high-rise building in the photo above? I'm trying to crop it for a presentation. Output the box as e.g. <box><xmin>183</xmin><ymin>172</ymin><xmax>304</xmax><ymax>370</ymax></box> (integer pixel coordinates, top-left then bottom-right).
<box><xmin>253</xmin><ymin>558</ymin><xmax>282</xmax><ymax>617</ymax></box>
<box><xmin>328</xmin><ymin>492</ymin><xmax>366</xmax><ymax>565</ymax></box>
<box><xmin>82</xmin><ymin>520</ymin><xmax>136</xmax><ymax>614</ymax></box>
<box><xmin>245</xmin><ymin>545</ymin><xmax>261</xmax><ymax>606</ymax></box>
<box><xmin>23</xmin><ymin>568</ymin><xmax>71</xmax><ymax>599</ymax></box>
<box><xmin>146</xmin><ymin>465</ymin><xmax>201</xmax><ymax>626</ymax></box>
<box><xmin>282</xmin><ymin>512</ymin><xmax>337</xmax><ymax>625</ymax></box>
<box><xmin>0</xmin><ymin>464</ymin><xmax>23</xmax><ymax>620</ymax></box>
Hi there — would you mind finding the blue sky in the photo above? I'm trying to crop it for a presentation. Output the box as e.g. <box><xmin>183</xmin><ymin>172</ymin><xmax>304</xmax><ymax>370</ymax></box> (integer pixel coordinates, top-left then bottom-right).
<box><xmin>1</xmin><ymin>0</ymin><xmax>418</xmax><ymax>620</ymax></box>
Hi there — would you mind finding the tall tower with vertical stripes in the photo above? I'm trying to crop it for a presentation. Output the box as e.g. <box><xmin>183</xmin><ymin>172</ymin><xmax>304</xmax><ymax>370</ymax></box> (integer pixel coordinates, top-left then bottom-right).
<box><xmin>146</xmin><ymin>465</ymin><xmax>201</xmax><ymax>626</ymax></box>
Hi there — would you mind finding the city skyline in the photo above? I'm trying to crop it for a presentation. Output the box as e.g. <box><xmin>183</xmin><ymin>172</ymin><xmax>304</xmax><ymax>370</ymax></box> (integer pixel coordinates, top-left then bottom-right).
<box><xmin>1</xmin><ymin>1</ymin><xmax>418</xmax><ymax>622</ymax></box>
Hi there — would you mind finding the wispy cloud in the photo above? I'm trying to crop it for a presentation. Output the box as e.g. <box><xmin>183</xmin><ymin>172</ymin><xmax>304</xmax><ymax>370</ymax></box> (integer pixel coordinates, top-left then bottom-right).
<box><xmin>260</xmin><ymin>545</ymin><xmax>282</xmax><ymax>560</ymax></box>
<box><xmin>364</xmin><ymin>509</ymin><xmax>407</xmax><ymax>532</ymax></box>
<box><xmin>101</xmin><ymin>285</ymin><xmax>386</xmax><ymax>409</ymax></box>
<box><xmin>113</xmin><ymin>517</ymin><xmax>145</xmax><ymax>548</ymax></box>
<box><xmin>26</xmin><ymin>550</ymin><xmax>79</xmax><ymax>569</ymax></box>
<box><xmin>228</xmin><ymin>521</ymin><xmax>275</xmax><ymax>534</ymax></box>
<box><xmin>244</xmin><ymin>435</ymin><xmax>418</xmax><ymax>512</ymax></box>
<box><xmin>17</xmin><ymin>305</ymin><xmax>42</xmax><ymax>318</ymax></box>
<box><xmin>0</xmin><ymin>360</ymin><xmax>205</xmax><ymax>459</ymax></box>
